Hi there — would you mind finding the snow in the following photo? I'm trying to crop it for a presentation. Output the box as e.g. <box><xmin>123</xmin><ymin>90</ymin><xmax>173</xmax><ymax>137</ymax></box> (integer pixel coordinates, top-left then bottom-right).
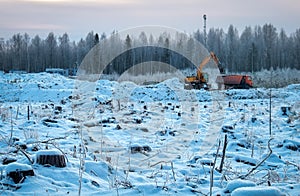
<box><xmin>231</xmin><ymin>186</ymin><xmax>283</xmax><ymax>196</ymax></box>
<box><xmin>35</xmin><ymin>149</ymin><xmax>63</xmax><ymax>156</ymax></box>
<box><xmin>0</xmin><ymin>72</ymin><xmax>300</xmax><ymax>195</ymax></box>
<box><xmin>5</xmin><ymin>162</ymin><xmax>32</xmax><ymax>173</ymax></box>
<box><xmin>225</xmin><ymin>179</ymin><xmax>256</xmax><ymax>193</ymax></box>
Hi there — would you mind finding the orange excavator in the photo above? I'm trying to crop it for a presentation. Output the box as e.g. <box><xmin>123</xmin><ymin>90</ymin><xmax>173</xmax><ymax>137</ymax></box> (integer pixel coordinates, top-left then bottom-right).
<box><xmin>185</xmin><ymin>52</ymin><xmax>253</xmax><ymax>90</ymax></box>
<box><xmin>184</xmin><ymin>52</ymin><xmax>220</xmax><ymax>90</ymax></box>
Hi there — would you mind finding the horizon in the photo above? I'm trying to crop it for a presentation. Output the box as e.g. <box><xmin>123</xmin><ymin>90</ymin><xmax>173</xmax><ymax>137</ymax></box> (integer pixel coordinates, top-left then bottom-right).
<box><xmin>0</xmin><ymin>22</ymin><xmax>298</xmax><ymax>42</ymax></box>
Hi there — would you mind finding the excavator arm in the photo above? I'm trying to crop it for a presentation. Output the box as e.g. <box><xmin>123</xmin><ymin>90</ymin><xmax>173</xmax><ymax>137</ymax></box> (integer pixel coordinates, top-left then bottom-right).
<box><xmin>196</xmin><ymin>55</ymin><xmax>211</xmax><ymax>79</ymax></box>
<box><xmin>196</xmin><ymin>52</ymin><xmax>224</xmax><ymax>80</ymax></box>
<box><xmin>210</xmin><ymin>52</ymin><xmax>225</xmax><ymax>74</ymax></box>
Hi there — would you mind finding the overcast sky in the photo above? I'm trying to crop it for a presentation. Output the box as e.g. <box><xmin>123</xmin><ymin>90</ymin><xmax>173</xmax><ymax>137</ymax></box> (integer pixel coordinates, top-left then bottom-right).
<box><xmin>1</xmin><ymin>0</ymin><xmax>299</xmax><ymax>41</ymax></box>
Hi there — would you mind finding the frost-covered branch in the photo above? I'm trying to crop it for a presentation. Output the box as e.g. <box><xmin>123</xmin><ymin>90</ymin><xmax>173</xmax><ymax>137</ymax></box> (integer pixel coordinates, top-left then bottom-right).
<box><xmin>240</xmin><ymin>138</ymin><xmax>273</xmax><ymax>179</ymax></box>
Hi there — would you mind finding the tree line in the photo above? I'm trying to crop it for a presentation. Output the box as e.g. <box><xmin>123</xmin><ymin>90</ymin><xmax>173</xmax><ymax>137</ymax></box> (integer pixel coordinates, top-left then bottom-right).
<box><xmin>0</xmin><ymin>23</ymin><xmax>299</xmax><ymax>74</ymax></box>
<box><xmin>196</xmin><ymin>24</ymin><xmax>300</xmax><ymax>72</ymax></box>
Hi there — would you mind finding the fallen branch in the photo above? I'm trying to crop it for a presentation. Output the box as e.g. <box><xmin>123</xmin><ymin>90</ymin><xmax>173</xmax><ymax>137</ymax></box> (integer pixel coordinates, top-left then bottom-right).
<box><xmin>40</xmin><ymin>136</ymin><xmax>67</xmax><ymax>144</ymax></box>
<box><xmin>16</xmin><ymin>145</ymin><xmax>34</xmax><ymax>164</ymax></box>
<box><xmin>90</xmin><ymin>170</ymin><xmax>98</xmax><ymax>177</ymax></box>
<box><xmin>240</xmin><ymin>138</ymin><xmax>273</xmax><ymax>179</ymax></box>
<box><xmin>286</xmin><ymin>161</ymin><xmax>300</xmax><ymax>170</ymax></box>
<box><xmin>150</xmin><ymin>160</ymin><xmax>170</xmax><ymax>168</ymax></box>
<box><xmin>24</xmin><ymin>136</ymin><xmax>67</xmax><ymax>145</ymax></box>
<box><xmin>139</xmin><ymin>151</ymin><xmax>160</xmax><ymax>166</ymax></box>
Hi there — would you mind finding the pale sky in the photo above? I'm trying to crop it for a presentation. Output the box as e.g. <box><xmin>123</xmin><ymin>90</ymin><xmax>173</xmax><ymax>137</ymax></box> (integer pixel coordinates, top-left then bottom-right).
<box><xmin>0</xmin><ymin>0</ymin><xmax>299</xmax><ymax>41</ymax></box>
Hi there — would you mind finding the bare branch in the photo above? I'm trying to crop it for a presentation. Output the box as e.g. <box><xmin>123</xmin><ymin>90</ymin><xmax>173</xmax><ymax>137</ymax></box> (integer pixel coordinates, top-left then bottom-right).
<box><xmin>16</xmin><ymin>145</ymin><xmax>34</xmax><ymax>164</ymax></box>
<box><xmin>210</xmin><ymin>139</ymin><xmax>221</xmax><ymax>196</ymax></box>
<box><xmin>240</xmin><ymin>138</ymin><xmax>273</xmax><ymax>179</ymax></box>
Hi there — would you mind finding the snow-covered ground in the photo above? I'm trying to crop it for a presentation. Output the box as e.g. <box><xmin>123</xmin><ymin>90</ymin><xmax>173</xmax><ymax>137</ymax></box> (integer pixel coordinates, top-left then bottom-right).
<box><xmin>0</xmin><ymin>72</ymin><xmax>299</xmax><ymax>195</ymax></box>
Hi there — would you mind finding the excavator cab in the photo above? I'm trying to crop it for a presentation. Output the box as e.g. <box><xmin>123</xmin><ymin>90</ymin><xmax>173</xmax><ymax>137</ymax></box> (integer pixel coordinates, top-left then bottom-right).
<box><xmin>201</xmin><ymin>72</ymin><xmax>210</xmax><ymax>90</ymax></box>
<box><xmin>184</xmin><ymin>72</ymin><xmax>209</xmax><ymax>90</ymax></box>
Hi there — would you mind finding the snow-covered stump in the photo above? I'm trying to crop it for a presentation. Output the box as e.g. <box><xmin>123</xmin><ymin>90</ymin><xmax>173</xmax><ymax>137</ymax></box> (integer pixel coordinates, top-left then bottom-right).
<box><xmin>281</xmin><ymin>106</ymin><xmax>291</xmax><ymax>115</ymax></box>
<box><xmin>36</xmin><ymin>149</ymin><xmax>66</xmax><ymax>168</ymax></box>
<box><xmin>130</xmin><ymin>144</ymin><xmax>152</xmax><ymax>154</ymax></box>
<box><xmin>6</xmin><ymin>163</ymin><xmax>34</xmax><ymax>184</ymax></box>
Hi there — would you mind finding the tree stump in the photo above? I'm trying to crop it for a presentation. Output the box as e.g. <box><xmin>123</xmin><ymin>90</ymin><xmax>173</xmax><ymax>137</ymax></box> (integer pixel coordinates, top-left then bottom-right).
<box><xmin>130</xmin><ymin>145</ymin><xmax>152</xmax><ymax>154</ymax></box>
<box><xmin>281</xmin><ymin>106</ymin><xmax>291</xmax><ymax>116</ymax></box>
<box><xmin>36</xmin><ymin>149</ymin><xmax>66</xmax><ymax>167</ymax></box>
<box><xmin>6</xmin><ymin>163</ymin><xmax>34</xmax><ymax>184</ymax></box>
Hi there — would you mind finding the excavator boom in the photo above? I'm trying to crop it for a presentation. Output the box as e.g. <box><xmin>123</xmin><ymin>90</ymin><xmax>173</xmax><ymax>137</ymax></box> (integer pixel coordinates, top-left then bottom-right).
<box><xmin>196</xmin><ymin>56</ymin><xmax>211</xmax><ymax>79</ymax></box>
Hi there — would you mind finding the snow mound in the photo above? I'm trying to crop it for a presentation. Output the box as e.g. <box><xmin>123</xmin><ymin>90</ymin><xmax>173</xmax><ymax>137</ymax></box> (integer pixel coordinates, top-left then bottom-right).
<box><xmin>0</xmin><ymin>72</ymin><xmax>74</xmax><ymax>102</ymax></box>
<box><xmin>231</xmin><ymin>186</ymin><xmax>283</xmax><ymax>196</ymax></box>
<box><xmin>286</xmin><ymin>83</ymin><xmax>300</xmax><ymax>91</ymax></box>
<box><xmin>5</xmin><ymin>162</ymin><xmax>32</xmax><ymax>173</ymax></box>
<box><xmin>225</xmin><ymin>179</ymin><xmax>256</xmax><ymax>193</ymax></box>
<box><xmin>161</xmin><ymin>77</ymin><xmax>184</xmax><ymax>90</ymax></box>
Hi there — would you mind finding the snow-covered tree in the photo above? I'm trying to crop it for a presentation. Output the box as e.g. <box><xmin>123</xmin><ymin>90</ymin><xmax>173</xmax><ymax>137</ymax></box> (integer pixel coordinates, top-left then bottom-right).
<box><xmin>225</xmin><ymin>25</ymin><xmax>239</xmax><ymax>72</ymax></box>
<box><xmin>239</xmin><ymin>26</ymin><xmax>254</xmax><ymax>72</ymax></box>
<box><xmin>262</xmin><ymin>24</ymin><xmax>277</xmax><ymax>70</ymax></box>
<box><xmin>45</xmin><ymin>32</ymin><xmax>58</xmax><ymax>68</ymax></box>
<box><xmin>58</xmin><ymin>33</ymin><xmax>71</xmax><ymax>69</ymax></box>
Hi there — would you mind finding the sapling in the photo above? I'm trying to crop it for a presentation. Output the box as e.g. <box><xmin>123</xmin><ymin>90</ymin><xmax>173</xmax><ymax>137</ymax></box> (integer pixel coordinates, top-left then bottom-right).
<box><xmin>216</xmin><ymin>134</ymin><xmax>228</xmax><ymax>173</ymax></box>
<box><xmin>73</xmin><ymin>145</ymin><xmax>77</xmax><ymax>158</ymax></box>
<box><xmin>125</xmin><ymin>135</ymin><xmax>133</xmax><ymax>182</ymax></box>
<box><xmin>210</xmin><ymin>139</ymin><xmax>221</xmax><ymax>196</ymax></box>
<box><xmin>251</xmin><ymin>138</ymin><xmax>255</xmax><ymax>158</ymax></box>
<box><xmin>201</xmin><ymin>163</ymin><xmax>207</xmax><ymax>178</ymax></box>
<box><xmin>27</xmin><ymin>105</ymin><xmax>30</xmax><ymax>121</ymax></box>
<box><xmin>16</xmin><ymin>105</ymin><xmax>19</xmax><ymax>120</ymax></box>
<box><xmin>100</xmin><ymin>111</ymin><xmax>103</xmax><ymax>158</ymax></box>
<box><xmin>9</xmin><ymin>106</ymin><xmax>13</xmax><ymax>145</ymax></box>
<box><xmin>114</xmin><ymin>154</ymin><xmax>120</xmax><ymax>196</ymax></box>
<box><xmin>78</xmin><ymin>124</ymin><xmax>86</xmax><ymax>196</ymax></box>
<box><xmin>171</xmin><ymin>161</ymin><xmax>176</xmax><ymax>182</ymax></box>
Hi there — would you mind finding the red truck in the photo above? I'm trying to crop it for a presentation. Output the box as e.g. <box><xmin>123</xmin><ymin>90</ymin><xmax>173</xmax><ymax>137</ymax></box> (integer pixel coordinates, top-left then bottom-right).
<box><xmin>216</xmin><ymin>75</ymin><xmax>253</xmax><ymax>89</ymax></box>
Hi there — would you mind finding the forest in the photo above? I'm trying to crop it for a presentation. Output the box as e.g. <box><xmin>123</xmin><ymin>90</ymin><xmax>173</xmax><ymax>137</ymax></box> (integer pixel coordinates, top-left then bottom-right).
<box><xmin>0</xmin><ymin>23</ymin><xmax>299</xmax><ymax>74</ymax></box>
